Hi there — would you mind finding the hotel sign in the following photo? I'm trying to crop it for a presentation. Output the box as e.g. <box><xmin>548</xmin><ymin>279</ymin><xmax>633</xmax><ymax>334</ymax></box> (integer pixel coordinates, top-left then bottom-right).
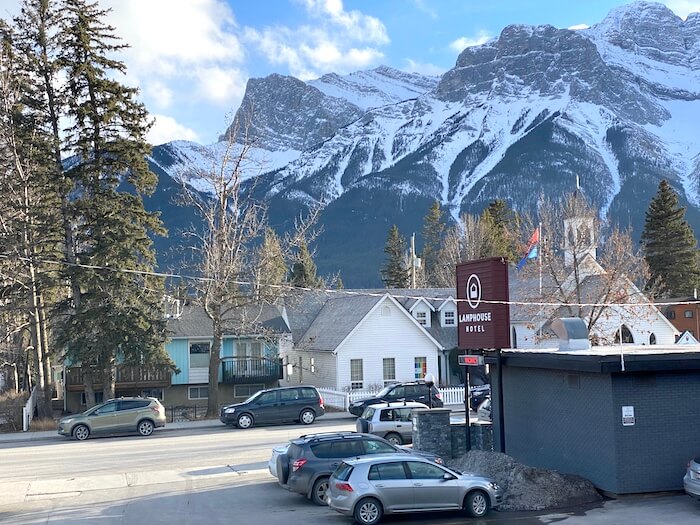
<box><xmin>456</xmin><ymin>257</ymin><xmax>510</xmax><ymax>349</ymax></box>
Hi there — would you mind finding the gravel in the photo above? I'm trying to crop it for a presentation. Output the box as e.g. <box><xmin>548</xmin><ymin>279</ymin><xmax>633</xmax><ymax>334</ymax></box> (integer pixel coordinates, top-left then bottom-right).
<box><xmin>448</xmin><ymin>450</ymin><xmax>603</xmax><ymax>511</ymax></box>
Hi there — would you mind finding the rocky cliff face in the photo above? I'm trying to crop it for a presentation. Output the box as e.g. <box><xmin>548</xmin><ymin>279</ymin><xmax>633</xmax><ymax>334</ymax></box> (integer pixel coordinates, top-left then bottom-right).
<box><xmin>151</xmin><ymin>1</ymin><xmax>700</xmax><ymax>287</ymax></box>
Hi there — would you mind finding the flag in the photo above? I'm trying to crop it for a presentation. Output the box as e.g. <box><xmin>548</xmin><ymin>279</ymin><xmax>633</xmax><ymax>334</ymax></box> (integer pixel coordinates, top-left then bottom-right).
<box><xmin>517</xmin><ymin>227</ymin><xmax>540</xmax><ymax>270</ymax></box>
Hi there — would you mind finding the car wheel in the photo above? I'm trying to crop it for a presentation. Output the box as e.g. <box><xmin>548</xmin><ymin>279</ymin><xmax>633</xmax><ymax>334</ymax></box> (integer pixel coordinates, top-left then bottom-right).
<box><xmin>354</xmin><ymin>497</ymin><xmax>383</xmax><ymax>525</ymax></box>
<box><xmin>137</xmin><ymin>419</ymin><xmax>154</xmax><ymax>437</ymax></box>
<box><xmin>384</xmin><ymin>432</ymin><xmax>403</xmax><ymax>446</ymax></box>
<box><xmin>300</xmin><ymin>409</ymin><xmax>316</xmax><ymax>425</ymax></box>
<box><xmin>237</xmin><ymin>413</ymin><xmax>253</xmax><ymax>429</ymax></box>
<box><xmin>311</xmin><ymin>476</ymin><xmax>329</xmax><ymax>506</ymax></box>
<box><xmin>72</xmin><ymin>424</ymin><xmax>90</xmax><ymax>441</ymax></box>
<box><xmin>464</xmin><ymin>490</ymin><xmax>490</xmax><ymax>518</ymax></box>
<box><xmin>276</xmin><ymin>454</ymin><xmax>290</xmax><ymax>484</ymax></box>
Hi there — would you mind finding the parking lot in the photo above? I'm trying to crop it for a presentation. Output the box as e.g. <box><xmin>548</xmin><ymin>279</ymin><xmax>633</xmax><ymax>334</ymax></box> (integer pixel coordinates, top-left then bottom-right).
<box><xmin>1</xmin><ymin>416</ymin><xmax>699</xmax><ymax>524</ymax></box>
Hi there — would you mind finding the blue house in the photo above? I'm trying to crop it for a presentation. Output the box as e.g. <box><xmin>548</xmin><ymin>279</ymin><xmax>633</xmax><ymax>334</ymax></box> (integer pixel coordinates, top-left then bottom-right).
<box><xmin>163</xmin><ymin>302</ymin><xmax>290</xmax><ymax>407</ymax></box>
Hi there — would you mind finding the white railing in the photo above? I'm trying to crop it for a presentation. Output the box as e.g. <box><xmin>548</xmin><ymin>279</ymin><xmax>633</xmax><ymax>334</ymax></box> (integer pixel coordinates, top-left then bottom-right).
<box><xmin>22</xmin><ymin>386</ymin><xmax>37</xmax><ymax>432</ymax></box>
<box><xmin>318</xmin><ymin>386</ymin><xmax>468</xmax><ymax>411</ymax></box>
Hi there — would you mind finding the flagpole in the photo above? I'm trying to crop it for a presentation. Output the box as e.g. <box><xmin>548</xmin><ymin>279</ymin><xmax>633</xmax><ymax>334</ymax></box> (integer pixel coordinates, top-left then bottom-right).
<box><xmin>538</xmin><ymin>222</ymin><xmax>542</xmax><ymax>340</ymax></box>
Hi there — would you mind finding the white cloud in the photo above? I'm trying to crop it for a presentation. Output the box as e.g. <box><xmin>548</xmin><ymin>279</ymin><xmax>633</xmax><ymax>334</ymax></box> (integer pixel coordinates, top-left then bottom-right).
<box><xmin>663</xmin><ymin>1</ymin><xmax>700</xmax><ymax>19</ymax></box>
<box><xmin>568</xmin><ymin>23</ymin><xmax>590</xmax><ymax>31</ymax></box>
<box><xmin>195</xmin><ymin>66</ymin><xmax>247</xmax><ymax>107</ymax></box>
<box><xmin>144</xmin><ymin>80</ymin><xmax>175</xmax><ymax>109</ymax></box>
<box><xmin>403</xmin><ymin>59</ymin><xmax>446</xmax><ymax>77</ymax></box>
<box><xmin>413</xmin><ymin>0</ymin><xmax>438</xmax><ymax>20</ymax></box>
<box><xmin>449</xmin><ymin>31</ymin><xmax>492</xmax><ymax>52</ymax></box>
<box><xmin>148</xmin><ymin>115</ymin><xmax>199</xmax><ymax>146</ymax></box>
<box><xmin>246</xmin><ymin>0</ymin><xmax>388</xmax><ymax>78</ymax></box>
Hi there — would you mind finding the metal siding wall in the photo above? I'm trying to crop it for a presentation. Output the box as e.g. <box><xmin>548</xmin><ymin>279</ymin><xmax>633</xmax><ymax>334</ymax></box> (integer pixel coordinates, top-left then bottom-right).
<box><xmin>502</xmin><ymin>367</ymin><xmax>618</xmax><ymax>491</ymax></box>
<box><xmin>613</xmin><ymin>372</ymin><xmax>700</xmax><ymax>493</ymax></box>
<box><xmin>337</xmin><ymin>301</ymin><xmax>439</xmax><ymax>390</ymax></box>
<box><xmin>167</xmin><ymin>339</ymin><xmax>190</xmax><ymax>385</ymax></box>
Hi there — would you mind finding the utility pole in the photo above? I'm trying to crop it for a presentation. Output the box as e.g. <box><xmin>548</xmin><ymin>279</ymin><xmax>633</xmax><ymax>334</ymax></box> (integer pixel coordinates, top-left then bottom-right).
<box><xmin>411</xmin><ymin>233</ymin><xmax>416</xmax><ymax>289</ymax></box>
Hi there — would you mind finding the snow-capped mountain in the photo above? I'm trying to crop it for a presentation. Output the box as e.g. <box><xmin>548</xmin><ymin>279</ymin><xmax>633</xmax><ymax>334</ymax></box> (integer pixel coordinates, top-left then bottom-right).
<box><xmin>149</xmin><ymin>1</ymin><xmax>700</xmax><ymax>287</ymax></box>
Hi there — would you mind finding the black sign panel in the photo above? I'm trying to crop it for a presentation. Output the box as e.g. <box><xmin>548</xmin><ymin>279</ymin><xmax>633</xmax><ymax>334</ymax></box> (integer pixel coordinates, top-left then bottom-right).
<box><xmin>456</xmin><ymin>257</ymin><xmax>510</xmax><ymax>349</ymax></box>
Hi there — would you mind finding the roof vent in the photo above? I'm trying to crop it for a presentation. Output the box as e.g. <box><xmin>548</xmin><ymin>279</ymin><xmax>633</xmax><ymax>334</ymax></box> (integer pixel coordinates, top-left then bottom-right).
<box><xmin>551</xmin><ymin>317</ymin><xmax>591</xmax><ymax>351</ymax></box>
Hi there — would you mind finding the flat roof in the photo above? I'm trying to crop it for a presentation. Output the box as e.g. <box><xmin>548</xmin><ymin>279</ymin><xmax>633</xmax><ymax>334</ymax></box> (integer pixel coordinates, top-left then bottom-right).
<box><xmin>483</xmin><ymin>345</ymin><xmax>700</xmax><ymax>373</ymax></box>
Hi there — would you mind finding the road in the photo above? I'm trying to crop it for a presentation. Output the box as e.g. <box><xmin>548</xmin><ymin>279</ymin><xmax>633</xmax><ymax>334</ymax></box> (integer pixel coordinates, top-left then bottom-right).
<box><xmin>1</xmin><ymin>418</ymin><xmax>699</xmax><ymax>525</ymax></box>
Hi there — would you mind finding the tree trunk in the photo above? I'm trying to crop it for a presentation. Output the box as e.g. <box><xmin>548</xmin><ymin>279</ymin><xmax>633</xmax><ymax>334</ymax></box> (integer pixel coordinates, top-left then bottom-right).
<box><xmin>102</xmin><ymin>352</ymin><xmax>116</xmax><ymax>401</ymax></box>
<box><xmin>82</xmin><ymin>367</ymin><xmax>96</xmax><ymax>408</ymax></box>
<box><xmin>207</xmin><ymin>307</ymin><xmax>222</xmax><ymax>417</ymax></box>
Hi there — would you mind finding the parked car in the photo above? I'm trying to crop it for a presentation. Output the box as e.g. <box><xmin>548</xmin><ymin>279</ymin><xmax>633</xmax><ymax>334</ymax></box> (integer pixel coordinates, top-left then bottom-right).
<box><xmin>684</xmin><ymin>457</ymin><xmax>700</xmax><ymax>498</ymax></box>
<box><xmin>477</xmin><ymin>397</ymin><xmax>492</xmax><ymax>422</ymax></box>
<box><xmin>57</xmin><ymin>397</ymin><xmax>166</xmax><ymax>441</ymax></box>
<box><xmin>355</xmin><ymin>401</ymin><xmax>428</xmax><ymax>445</ymax></box>
<box><xmin>220</xmin><ymin>385</ymin><xmax>325</xmax><ymax>429</ymax></box>
<box><xmin>274</xmin><ymin>431</ymin><xmax>443</xmax><ymax>506</ymax></box>
<box><xmin>327</xmin><ymin>454</ymin><xmax>503</xmax><ymax>524</ymax></box>
<box><xmin>348</xmin><ymin>381</ymin><xmax>443</xmax><ymax>416</ymax></box>
<box><xmin>470</xmin><ymin>384</ymin><xmax>491</xmax><ymax>411</ymax></box>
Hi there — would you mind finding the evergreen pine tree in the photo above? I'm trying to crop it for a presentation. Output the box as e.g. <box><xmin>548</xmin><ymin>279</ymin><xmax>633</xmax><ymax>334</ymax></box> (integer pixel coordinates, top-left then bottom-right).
<box><xmin>381</xmin><ymin>225</ymin><xmax>409</xmax><ymax>288</ymax></box>
<box><xmin>641</xmin><ymin>179</ymin><xmax>700</xmax><ymax>296</ymax></box>
<box><xmin>482</xmin><ymin>199</ymin><xmax>519</xmax><ymax>261</ymax></box>
<box><xmin>290</xmin><ymin>240</ymin><xmax>322</xmax><ymax>288</ymax></box>
<box><xmin>421</xmin><ymin>201</ymin><xmax>445</xmax><ymax>286</ymax></box>
<box><xmin>55</xmin><ymin>0</ymin><xmax>170</xmax><ymax>401</ymax></box>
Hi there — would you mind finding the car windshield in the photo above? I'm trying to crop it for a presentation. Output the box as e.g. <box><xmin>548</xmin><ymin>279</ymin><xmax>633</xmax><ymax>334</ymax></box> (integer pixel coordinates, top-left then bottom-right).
<box><xmin>376</xmin><ymin>385</ymin><xmax>393</xmax><ymax>397</ymax></box>
<box><xmin>82</xmin><ymin>402</ymin><xmax>107</xmax><ymax>416</ymax></box>
<box><xmin>361</xmin><ymin>407</ymin><xmax>375</xmax><ymax>420</ymax></box>
<box><xmin>244</xmin><ymin>391</ymin><xmax>263</xmax><ymax>403</ymax></box>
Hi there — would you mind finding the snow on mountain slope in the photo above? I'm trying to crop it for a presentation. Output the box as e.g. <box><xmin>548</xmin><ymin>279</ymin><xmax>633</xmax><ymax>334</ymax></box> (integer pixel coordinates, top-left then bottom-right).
<box><xmin>309</xmin><ymin>66</ymin><xmax>439</xmax><ymax>111</ymax></box>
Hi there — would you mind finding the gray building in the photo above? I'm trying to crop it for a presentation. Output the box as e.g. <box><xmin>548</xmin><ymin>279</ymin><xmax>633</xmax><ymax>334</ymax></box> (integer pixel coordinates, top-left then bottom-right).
<box><xmin>485</xmin><ymin>346</ymin><xmax>700</xmax><ymax>494</ymax></box>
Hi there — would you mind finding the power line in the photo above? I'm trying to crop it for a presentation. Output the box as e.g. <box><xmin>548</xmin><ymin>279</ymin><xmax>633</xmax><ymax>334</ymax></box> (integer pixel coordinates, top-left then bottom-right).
<box><xmin>1</xmin><ymin>252</ymin><xmax>698</xmax><ymax>309</ymax></box>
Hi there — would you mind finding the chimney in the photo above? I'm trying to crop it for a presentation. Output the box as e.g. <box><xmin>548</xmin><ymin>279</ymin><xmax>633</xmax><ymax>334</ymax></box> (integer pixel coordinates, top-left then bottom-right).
<box><xmin>551</xmin><ymin>317</ymin><xmax>591</xmax><ymax>351</ymax></box>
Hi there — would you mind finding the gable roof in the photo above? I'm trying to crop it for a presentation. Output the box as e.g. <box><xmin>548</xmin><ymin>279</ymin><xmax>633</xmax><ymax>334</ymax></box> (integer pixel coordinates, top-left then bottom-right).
<box><xmin>295</xmin><ymin>294</ymin><xmax>385</xmax><ymax>352</ymax></box>
<box><xmin>167</xmin><ymin>303</ymin><xmax>290</xmax><ymax>338</ymax></box>
<box><xmin>677</xmin><ymin>331</ymin><xmax>699</xmax><ymax>345</ymax></box>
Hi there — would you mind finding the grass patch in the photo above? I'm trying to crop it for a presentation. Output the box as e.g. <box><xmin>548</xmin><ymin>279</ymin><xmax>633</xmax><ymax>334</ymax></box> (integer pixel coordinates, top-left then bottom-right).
<box><xmin>30</xmin><ymin>418</ymin><xmax>57</xmax><ymax>432</ymax></box>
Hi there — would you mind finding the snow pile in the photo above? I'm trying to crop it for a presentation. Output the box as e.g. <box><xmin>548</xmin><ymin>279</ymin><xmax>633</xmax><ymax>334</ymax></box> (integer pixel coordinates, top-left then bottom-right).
<box><xmin>448</xmin><ymin>450</ymin><xmax>603</xmax><ymax>511</ymax></box>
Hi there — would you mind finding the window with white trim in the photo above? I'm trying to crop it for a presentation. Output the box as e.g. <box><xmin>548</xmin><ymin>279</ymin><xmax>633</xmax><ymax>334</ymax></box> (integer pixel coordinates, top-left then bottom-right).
<box><xmin>141</xmin><ymin>388</ymin><xmax>164</xmax><ymax>401</ymax></box>
<box><xmin>350</xmin><ymin>359</ymin><xmax>363</xmax><ymax>390</ymax></box>
<box><xmin>415</xmin><ymin>311</ymin><xmax>427</xmax><ymax>325</ymax></box>
<box><xmin>189</xmin><ymin>342</ymin><xmax>211</xmax><ymax>368</ymax></box>
<box><xmin>188</xmin><ymin>385</ymin><xmax>208</xmax><ymax>400</ymax></box>
<box><xmin>382</xmin><ymin>358</ymin><xmax>396</xmax><ymax>386</ymax></box>
<box><xmin>443</xmin><ymin>310</ymin><xmax>455</xmax><ymax>326</ymax></box>
<box><xmin>234</xmin><ymin>384</ymin><xmax>264</xmax><ymax>398</ymax></box>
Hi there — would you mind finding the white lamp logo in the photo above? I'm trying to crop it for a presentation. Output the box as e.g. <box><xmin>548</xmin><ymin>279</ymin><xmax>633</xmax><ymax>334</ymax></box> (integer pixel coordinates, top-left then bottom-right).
<box><xmin>466</xmin><ymin>274</ymin><xmax>482</xmax><ymax>309</ymax></box>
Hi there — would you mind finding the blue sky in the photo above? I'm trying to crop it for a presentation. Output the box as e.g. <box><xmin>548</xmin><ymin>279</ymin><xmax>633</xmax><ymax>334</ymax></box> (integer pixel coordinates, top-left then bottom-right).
<box><xmin>1</xmin><ymin>0</ymin><xmax>699</xmax><ymax>145</ymax></box>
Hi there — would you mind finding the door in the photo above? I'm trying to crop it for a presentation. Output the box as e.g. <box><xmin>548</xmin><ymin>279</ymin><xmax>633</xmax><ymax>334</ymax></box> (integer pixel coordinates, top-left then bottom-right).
<box><xmin>405</xmin><ymin>461</ymin><xmax>461</xmax><ymax>510</ymax></box>
<box><xmin>394</xmin><ymin>408</ymin><xmax>414</xmax><ymax>442</ymax></box>
<box><xmin>88</xmin><ymin>401</ymin><xmax>119</xmax><ymax>433</ymax></box>
<box><xmin>250</xmin><ymin>390</ymin><xmax>279</xmax><ymax>423</ymax></box>
<box><xmin>115</xmin><ymin>400</ymin><xmax>149</xmax><ymax>431</ymax></box>
<box><xmin>278</xmin><ymin>388</ymin><xmax>302</xmax><ymax>421</ymax></box>
<box><xmin>387</xmin><ymin>385</ymin><xmax>405</xmax><ymax>401</ymax></box>
<box><xmin>367</xmin><ymin>461</ymin><xmax>414</xmax><ymax>512</ymax></box>
<box><xmin>408</xmin><ymin>385</ymin><xmax>428</xmax><ymax>404</ymax></box>
<box><xmin>328</xmin><ymin>440</ymin><xmax>365</xmax><ymax>471</ymax></box>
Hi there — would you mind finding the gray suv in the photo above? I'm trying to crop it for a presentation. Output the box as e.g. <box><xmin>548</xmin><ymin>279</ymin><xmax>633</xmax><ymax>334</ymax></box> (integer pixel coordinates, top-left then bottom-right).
<box><xmin>275</xmin><ymin>431</ymin><xmax>443</xmax><ymax>506</ymax></box>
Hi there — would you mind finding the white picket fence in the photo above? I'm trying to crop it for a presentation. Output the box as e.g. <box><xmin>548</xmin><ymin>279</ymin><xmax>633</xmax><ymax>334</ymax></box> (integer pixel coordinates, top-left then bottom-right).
<box><xmin>22</xmin><ymin>386</ymin><xmax>37</xmax><ymax>432</ymax></box>
<box><xmin>318</xmin><ymin>386</ymin><xmax>466</xmax><ymax>411</ymax></box>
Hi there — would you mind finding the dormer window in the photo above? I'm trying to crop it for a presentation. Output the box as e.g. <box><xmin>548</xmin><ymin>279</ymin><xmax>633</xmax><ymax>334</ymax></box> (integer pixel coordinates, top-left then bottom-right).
<box><xmin>443</xmin><ymin>310</ymin><xmax>455</xmax><ymax>326</ymax></box>
<box><xmin>415</xmin><ymin>311</ymin><xmax>427</xmax><ymax>326</ymax></box>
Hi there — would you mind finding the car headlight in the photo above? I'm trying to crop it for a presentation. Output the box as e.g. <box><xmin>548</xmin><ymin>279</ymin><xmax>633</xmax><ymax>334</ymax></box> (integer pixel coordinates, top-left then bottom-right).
<box><xmin>224</xmin><ymin>408</ymin><xmax>236</xmax><ymax>414</ymax></box>
<box><xmin>61</xmin><ymin>418</ymin><xmax>73</xmax><ymax>425</ymax></box>
<box><xmin>488</xmin><ymin>481</ymin><xmax>499</xmax><ymax>490</ymax></box>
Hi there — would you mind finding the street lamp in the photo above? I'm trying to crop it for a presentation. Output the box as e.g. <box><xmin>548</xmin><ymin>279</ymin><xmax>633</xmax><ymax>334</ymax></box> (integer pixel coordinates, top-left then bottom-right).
<box><xmin>424</xmin><ymin>373</ymin><xmax>435</xmax><ymax>409</ymax></box>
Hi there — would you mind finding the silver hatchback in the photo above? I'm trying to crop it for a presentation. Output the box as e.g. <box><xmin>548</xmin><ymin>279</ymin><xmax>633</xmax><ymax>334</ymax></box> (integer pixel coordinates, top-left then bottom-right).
<box><xmin>327</xmin><ymin>454</ymin><xmax>503</xmax><ymax>525</ymax></box>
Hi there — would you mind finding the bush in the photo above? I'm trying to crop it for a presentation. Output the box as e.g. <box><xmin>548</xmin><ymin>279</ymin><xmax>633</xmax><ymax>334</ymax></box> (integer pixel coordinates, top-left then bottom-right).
<box><xmin>0</xmin><ymin>391</ymin><xmax>28</xmax><ymax>432</ymax></box>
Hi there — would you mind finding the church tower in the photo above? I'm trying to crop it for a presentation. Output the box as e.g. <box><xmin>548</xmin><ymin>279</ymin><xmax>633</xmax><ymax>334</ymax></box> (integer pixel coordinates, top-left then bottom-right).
<box><xmin>563</xmin><ymin>189</ymin><xmax>597</xmax><ymax>267</ymax></box>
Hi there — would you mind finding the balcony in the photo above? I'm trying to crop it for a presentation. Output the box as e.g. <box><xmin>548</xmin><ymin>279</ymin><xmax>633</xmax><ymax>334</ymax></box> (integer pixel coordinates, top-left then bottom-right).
<box><xmin>221</xmin><ymin>357</ymin><xmax>283</xmax><ymax>385</ymax></box>
<box><xmin>65</xmin><ymin>365</ymin><xmax>172</xmax><ymax>391</ymax></box>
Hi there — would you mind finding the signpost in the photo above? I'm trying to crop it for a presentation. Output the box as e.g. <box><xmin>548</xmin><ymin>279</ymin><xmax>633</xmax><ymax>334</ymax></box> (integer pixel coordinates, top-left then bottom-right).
<box><xmin>456</xmin><ymin>257</ymin><xmax>510</xmax><ymax>453</ymax></box>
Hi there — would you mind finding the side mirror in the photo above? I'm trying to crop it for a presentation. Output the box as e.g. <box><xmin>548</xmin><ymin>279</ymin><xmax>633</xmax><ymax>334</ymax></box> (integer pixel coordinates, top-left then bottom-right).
<box><xmin>442</xmin><ymin>473</ymin><xmax>455</xmax><ymax>481</ymax></box>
